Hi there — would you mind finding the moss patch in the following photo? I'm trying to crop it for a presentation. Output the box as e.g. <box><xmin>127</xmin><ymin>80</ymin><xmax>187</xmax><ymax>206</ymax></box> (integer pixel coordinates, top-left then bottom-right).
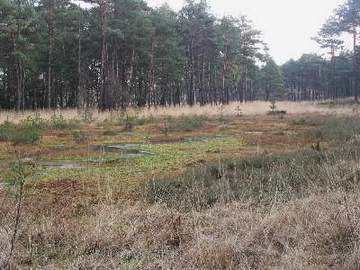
<box><xmin>29</xmin><ymin>137</ymin><xmax>246</xmax><ymax>191</ymax></box>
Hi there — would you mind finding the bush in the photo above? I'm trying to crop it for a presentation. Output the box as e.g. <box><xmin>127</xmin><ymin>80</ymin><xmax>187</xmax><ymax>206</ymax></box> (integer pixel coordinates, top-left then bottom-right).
<box><xmin>20</xmin><ymin>115</ymin><xmax>47</xmax><ymax>130</ymax></box>
<box><xmin>0</xmin><ymin>120</ymin><xmax>42</xmax><ymax>145</ymax></box>
<box><xmin>11</xmin><ymin>125</ymin><xmax>42</xmax><ymax>145</ymax></box>
<box><xmin>49</xmin><ymin>114</ymin><xmax>81</xmax><ymax>130</ymax></box>
<box><xmin>0</xmin><ymin>121</ymin><xmax>16</xmax><ymax>142</ymax></box>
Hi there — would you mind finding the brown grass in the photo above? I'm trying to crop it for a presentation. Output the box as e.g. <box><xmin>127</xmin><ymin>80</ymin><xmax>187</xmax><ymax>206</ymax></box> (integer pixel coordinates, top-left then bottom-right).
<box><xmin>0</xmin><ymin>101</ymin><xmax>356</xmax><ymax>124</ymax></box>
<box><xmin>2</xmin><ymin>192</ymin><xmax>360</xmax><ymax>269</ymax></box>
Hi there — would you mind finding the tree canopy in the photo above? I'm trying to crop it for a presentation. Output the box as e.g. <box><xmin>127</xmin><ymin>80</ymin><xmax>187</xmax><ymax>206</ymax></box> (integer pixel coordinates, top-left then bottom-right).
<box><xmin>0</xmin><ymin>0</ymin><xmax>269</xmax><ymax>110</ymax></box>
<box><xmin>1</xmin><ymin>0</ymin><xmax>359</xmax><ymax>110</ymax></box>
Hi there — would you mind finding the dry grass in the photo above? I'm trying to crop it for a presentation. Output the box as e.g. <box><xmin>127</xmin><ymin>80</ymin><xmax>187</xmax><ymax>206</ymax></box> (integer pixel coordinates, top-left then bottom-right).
<box><xmin>2</xmin><ymin>192</ymin><xmax>360</xmax><ymax>269</ymax></box>
<box><xmin>139</xmin><ymin>101</ymin><xmax>356</xmax><ymax>118</ymax></box>
<box><xmin>1</xmin><ymin>107</ymin><xmax>360</xmax><ymax>269</ymax></box>
<box><xmin>2</xmin><ymin>135</ymin><xmax>360</xmax><ymax>269</ymax></box>
<box><xmin>0</xmin><ymin>101</ymin><xmax>356</xmax><ymax>124</ymax></box>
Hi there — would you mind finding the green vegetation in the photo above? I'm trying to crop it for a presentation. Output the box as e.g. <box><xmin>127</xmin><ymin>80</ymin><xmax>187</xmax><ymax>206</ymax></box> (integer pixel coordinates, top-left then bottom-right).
<box><xmin>49</xmin><ymin>114</ymin><xmax>81</xmax><ymax>130</ymax></box>
<box><xmin>11</xmin><ymin>126</ymin><xmax>42</xmax><ymax>145</ymax></box>
<box><xmin>146</xmin><ymin>116</ymin><xmax>360</xmax><ymax>211</ymax></box>
<box><xmin>20</xmin><ymin>115</ymin><xmax>48</xmax><ymax>130</ymax></box>
<box><xmin>168</xmin><ymin>115</ymin><xmax>209</xmax><ymax>132</ymax></box>
<box><xmin>2</xmin><ymin>110</ymin><xmax>360</xmax><ymax>269</ymax></box>
<box><xmin>0</xmin><ymin>114</ymin><xmax>84</xmax><ymax>145</ymax></box>
<box><xmin>0</xmin><ymin>121</ymin><xmax>17</xmax><ymax>142</ymax></box>
<box><xmin>1</xmin><ymin>0</ymin><xmax>360</xmax><ymax>266</ymax></box>
<box><xmin>257</xmin><ymin>59</ymin><xmax>284</xmax><ymax>100</ymax></box>
<box><xmin>144</xmin><ymin>148</ymin><xmax>334</xmax><ymax>210</ymax></box>
<box><xmin>112</xmin><ymin>110</ymin><xmax>158</xmax><ymax>131</ymax></box>
<box><xmin>310</xmin><ymin>117</ymin><xmax>360</xmax><ymax>141</ymax></box>
<box><xmin>0</xmin><ymin>119</ymin><xmax>41</xmax><ymax>145</ymax></box>
<box><xmin>37</xmin><ymin>137</ymin><xmax>246</xmax><ymax>190</ymax></box>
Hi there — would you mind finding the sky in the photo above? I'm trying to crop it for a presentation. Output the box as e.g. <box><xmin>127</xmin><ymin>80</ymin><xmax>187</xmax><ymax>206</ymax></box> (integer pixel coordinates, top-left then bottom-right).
<box><xmin>146</xmin><ymin>0</ymin><xmax>349</xmax><ymax>64</ymax></box>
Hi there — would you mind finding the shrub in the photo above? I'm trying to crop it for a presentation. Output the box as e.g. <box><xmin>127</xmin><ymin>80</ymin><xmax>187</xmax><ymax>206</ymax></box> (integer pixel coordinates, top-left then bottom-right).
<box><xmin>0</xmin><ymin>121</ymin><xmax>16</xmax><ymax>142</ymax></box>
<box><xmin>11</xmin><ymin>125</ymin><xmax>42</xmax><ymax>145</ymax></box>
<box><xmin>267</xmin><ymin>100</ymin><xmax>287</xmax><ymax>116</ymax></box>
<box><xmin>0</xmin><ymin>120</ymin><xmax>41</xmax><ymax>145</ymax></box>
<box><xmin>115</xmin><ymin>110</ymin><xmax>157</xmax><ymax>130</ymax></box>
<box><xmin>20</xmin><ymin>115</ymin><xmax>47</xmax><ymax>130</ymax></box>
<box><xmin>235</xmin><ymin>105</ymin><xmax>243</xmax><ymax>117</ymax></box>
<box><xmin>50</xmin><ymin>114</ymin><xmax>81</xmax><ymax>130</ymax></box>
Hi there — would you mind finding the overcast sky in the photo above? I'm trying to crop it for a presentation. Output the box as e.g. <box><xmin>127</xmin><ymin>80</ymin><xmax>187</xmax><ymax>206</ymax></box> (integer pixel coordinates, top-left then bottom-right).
<box><xmin>146</xmin><ymin>0</ymin><xmax>348</xmax><ymax>64</ymax></box>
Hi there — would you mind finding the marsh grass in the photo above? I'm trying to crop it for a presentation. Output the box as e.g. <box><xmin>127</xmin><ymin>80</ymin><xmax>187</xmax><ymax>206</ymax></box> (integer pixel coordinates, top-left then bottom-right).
<box><xmin>144</xmin><ymin>117</ymin><xmax>360</xmax><ymax>212</ymax></box>
<box><xmin>4</xmin><ymin>115</ymin><xmax>360</xmax><ymax>269</ymax></box>
<box><xmin>310</xmin><ymin>117</ymin><xmax>360</xmax><ymax>141</ymax></box>
<box><xmin>143</xmin><ymin>145</ymin><xmax>358</xmax><ymax>211</ymax></box>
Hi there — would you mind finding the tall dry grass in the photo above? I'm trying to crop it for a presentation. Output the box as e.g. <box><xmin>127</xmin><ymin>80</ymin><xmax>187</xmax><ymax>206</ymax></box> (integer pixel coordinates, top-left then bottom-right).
<box><xmin>1</xmin><ymin>192</ymin><xmax>360</xmax><ymax>269</ymax></box>
<box><xmin>0</xmin><ymin>101</ymin><xmax>356</xmax><ymax>124</ymax></box>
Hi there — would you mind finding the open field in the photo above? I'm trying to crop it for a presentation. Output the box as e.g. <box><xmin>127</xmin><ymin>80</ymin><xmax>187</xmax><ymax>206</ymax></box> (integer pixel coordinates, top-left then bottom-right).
<box><xmin>1</xmin><ymin>101</ymin><xmax>360</xmax><ymax>269</ymax></box>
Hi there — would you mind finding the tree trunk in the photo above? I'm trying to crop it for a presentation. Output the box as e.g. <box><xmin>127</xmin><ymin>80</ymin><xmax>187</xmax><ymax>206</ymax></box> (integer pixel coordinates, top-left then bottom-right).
<box><xmin>47</xmin><ymin>0</ymin><xmax>54</xmax><ymax>109</ymax></box>
<box><xmin>14</xmin><ymin>2</ymin><xmax>22</xmax><ymax>111</ymax></box>
<box><xmin>100</xmin><ymin>0</ymin><xmax>108</xmax><ymax>110</ymax></box>
<box><xmin>353</xmin><ymin>30</ymin><xmax>359</xmax><ymax>102</ymax></box>
<box><xmin>77</xmin><ymin>6</ymin><xmax>83</xmax><ymax>109</ymax></box>
<box><xmin>149</xmin><ymin>37</ymin><xmax>155</xmax><ymax>107</ymax></box>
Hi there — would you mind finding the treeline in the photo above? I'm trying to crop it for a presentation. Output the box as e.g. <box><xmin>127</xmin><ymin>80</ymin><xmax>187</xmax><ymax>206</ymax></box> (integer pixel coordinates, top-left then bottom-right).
<box><xmin>282</xmin><ymin>0</ymin><xmax>360</xmax><ymax>101</ymax></box>
<box><xmin>1</xmin><ymin>0</ymin><xmax>358</xmax><ymax>111</ymax></box>
<box><xmin>0</xmin><ymin>0</ymin><xmax>277</xmax><ymax>110</ymax></box>
<box><xmin>282</xmin><ymin>53</ymin><xmax>353</xmax><ymax>101</ymax></box>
